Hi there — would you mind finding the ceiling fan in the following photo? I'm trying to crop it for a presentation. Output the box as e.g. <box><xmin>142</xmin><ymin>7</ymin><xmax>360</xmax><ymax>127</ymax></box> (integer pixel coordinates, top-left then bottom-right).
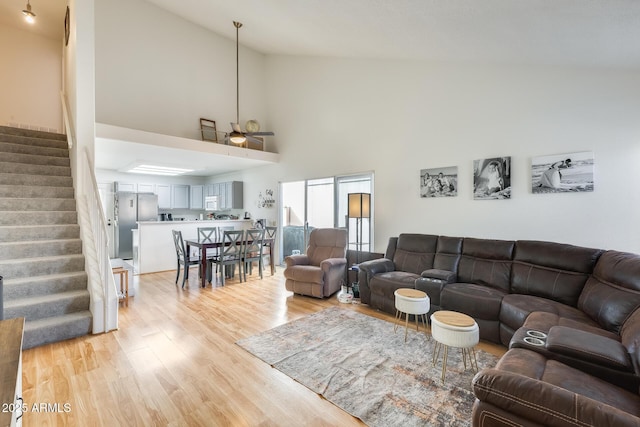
<box><xmin>227</xmin><ymin>21</ymin><xmax>274</xmax><ymax>145</ymax></box>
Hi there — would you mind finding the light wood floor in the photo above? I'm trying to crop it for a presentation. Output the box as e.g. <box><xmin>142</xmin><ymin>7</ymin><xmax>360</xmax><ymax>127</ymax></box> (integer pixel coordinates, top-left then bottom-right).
<box><xmin>21</xmin><ymin>266</ymin><xmax>506</xmax><ymax>426</ymax></box>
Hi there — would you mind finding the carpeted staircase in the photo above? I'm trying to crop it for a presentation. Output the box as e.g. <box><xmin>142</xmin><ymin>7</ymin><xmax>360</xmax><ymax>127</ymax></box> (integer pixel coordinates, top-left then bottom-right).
<box><xmin>0</xmin><ymin>126</ymin><xmax>92</xmax><ymax>349</ymax></box>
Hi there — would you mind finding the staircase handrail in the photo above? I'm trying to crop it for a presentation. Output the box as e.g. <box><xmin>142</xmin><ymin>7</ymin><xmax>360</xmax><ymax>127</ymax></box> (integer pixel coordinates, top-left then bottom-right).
<box><xmin>60</xmin><ymin>91</ymin><xmax>118</xmax><ymax>333</ymax></box>
<box><xmin>59</xmin><ymin>91</ymin><xmax>74</xmax><ymax>149</ymax></box>
<box><xmin>82</xmin><ymin>147</ymin><xmax>119</xmax><ymax>332</ymax></box>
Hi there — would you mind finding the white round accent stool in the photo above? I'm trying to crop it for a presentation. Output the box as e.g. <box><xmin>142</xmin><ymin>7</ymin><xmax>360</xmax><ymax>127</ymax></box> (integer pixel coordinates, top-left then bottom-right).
<box><xmin>430</xmin><ymin>310</ymin><xmax>479</xmax><ymax>384</ymax></box>
<box><xmin>394</xmin><ymin>288</ymin><xmax>430</xmax><ymax>342</ymax></box>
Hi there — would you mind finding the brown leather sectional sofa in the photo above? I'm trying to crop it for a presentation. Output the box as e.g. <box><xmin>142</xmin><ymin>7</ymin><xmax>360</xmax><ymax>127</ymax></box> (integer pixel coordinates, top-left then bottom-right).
<box><xmin>357</xmin><ymin>233</ymin><xmax>640</xmax><ymax>426</ymax></box>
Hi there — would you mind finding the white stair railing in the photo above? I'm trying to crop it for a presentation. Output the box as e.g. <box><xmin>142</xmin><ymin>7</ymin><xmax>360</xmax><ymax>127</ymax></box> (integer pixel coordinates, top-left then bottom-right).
<box><xmin>61</xmin><ymin>92</ymin><xmax>118</xmax><ymax>333</ymax></box>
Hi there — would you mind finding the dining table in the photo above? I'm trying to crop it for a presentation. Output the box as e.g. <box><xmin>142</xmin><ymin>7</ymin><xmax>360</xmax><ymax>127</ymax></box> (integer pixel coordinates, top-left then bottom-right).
<box><xmin>185</xmin><ymin>236</ymin><xmax>275</xmax><ymax>288</ymax></box>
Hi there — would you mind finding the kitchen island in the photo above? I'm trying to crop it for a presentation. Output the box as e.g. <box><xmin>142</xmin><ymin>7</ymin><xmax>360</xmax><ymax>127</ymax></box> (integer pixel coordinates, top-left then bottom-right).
<box><xmin>135</xmin><ymin>220</ymin><xmax>253</xmax><ymax>274</ymax></box>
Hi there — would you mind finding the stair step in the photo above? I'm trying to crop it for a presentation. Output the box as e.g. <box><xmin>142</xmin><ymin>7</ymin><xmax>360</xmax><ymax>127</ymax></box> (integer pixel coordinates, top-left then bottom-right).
<box><xmin>0</xmin><ymin>125</ymin><xmax>67</xmax><ymax>140</ymax></box>
<box><xmin>0</xmin><ymin>141</ymin><xmax>70</xmax><ymax>166</ymax></box>
<box><xmin>0</xmin><ymin>184</ymin><xmax>74</xmax><ymax>199</ymax></box>
<box><xmin>3</xmin><ymin>272</ymin><xmax>88</xmax><ymax>299</ymax></box>
<box><xmin>0</xmin><ymin>173</ymin><xmax>73</xmax><ymax>187</ymax></box>
<box><xmin>0</xmin><ymin>254</ymin><xmax>85</xmax><ymax>280</ymax></box>
<box><xmin>0</xmin><ymin>238</ymin><xmax>83</xmax><ymax>260</ymax></box>
<box><xmin>0</xmin><ymin>161</ymin><xmax>71</xmax><ymax>177</ymax></box>
<box><xmin>0</xmin><ymin>197</ymin><xmax>76</xmax><ymax>211</ymax></box>
<box><xmin>22</xmin><ymin>311</ymin><xmax>92</xmax><ymax>350</ymax></box>
<box><xmin>0</xmin><ymin>126</ymin><xmax>68</xmax><ymax>144</ymax></box>
<box><xmin>0</xmin><ymin>224</ymin><xmax>80</xmax><ymax>241</ymax></box>
<box><xmin>0</xmin><ymin>211</ymin><xmax>77</xmax><ymax>226</ymax></box>
<box><xmin>4</xmin><ymin>290</ymin><xmax>90</xmax><ymax>321</ymax></box>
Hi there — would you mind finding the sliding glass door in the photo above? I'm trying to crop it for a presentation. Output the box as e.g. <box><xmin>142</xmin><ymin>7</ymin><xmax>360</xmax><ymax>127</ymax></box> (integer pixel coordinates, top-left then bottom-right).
<box><xmin>280</xmin><ymin>173</ymin><xmax>373</xmax><ymax>263</ymax></box>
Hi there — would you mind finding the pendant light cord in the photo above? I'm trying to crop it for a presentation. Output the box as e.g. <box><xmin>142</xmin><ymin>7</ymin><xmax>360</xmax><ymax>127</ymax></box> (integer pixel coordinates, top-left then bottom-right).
<box><xmin>234</xmin><ymin>21</ymin><xmax>242</xmax><ymax>125</ymax></box>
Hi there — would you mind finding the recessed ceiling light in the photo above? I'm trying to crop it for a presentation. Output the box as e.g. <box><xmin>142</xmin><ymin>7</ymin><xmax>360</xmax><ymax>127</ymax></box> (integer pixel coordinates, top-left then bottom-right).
<box><xmin>127</xmin><ymin>164</ymin><xmax>194</xmax><ymax>176</ymax></box>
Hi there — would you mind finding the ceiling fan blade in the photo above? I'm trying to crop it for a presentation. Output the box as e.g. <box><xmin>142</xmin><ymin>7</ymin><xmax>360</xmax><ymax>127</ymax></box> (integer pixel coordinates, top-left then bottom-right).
<box><xmin>245</xmin><ymin>135</ymin><xmax>264</xmax><ymax>144</ymax></box>
<box><xmin>231</xmin><ymin>122</ymin><xmax>242</xmax><ymax>133</ymax></box>
<box><xmin>246</xmin><ymin>131</ymin><xmax>275</xmax><ymax>136</ymax></box>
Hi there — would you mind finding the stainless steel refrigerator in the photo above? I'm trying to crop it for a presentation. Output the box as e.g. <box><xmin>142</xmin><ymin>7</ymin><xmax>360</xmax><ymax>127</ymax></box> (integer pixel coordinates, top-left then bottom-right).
<box><xmin>115</xmin><ymin>192</ymin><xmax>158</xmax><ymax>259</ymax></box>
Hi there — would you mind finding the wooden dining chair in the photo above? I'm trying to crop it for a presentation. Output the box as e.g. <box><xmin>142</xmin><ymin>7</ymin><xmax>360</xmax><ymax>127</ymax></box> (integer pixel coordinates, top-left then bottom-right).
<box><xmin>242</xmin><ymin>228</ymin><xmax>265</xmax><ymax>281</ymax></box>
<box><xmin>209</xmin><ymin>229</ymin><xmax>244</xmax><ymax>285</ymax></box>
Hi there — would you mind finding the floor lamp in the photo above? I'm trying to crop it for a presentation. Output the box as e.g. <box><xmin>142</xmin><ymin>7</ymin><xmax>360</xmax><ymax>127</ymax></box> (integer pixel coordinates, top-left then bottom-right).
<box><xmin>348</xmin><ymin>193</ymin><xmax>371</xmax><ymax>264</ymax></box>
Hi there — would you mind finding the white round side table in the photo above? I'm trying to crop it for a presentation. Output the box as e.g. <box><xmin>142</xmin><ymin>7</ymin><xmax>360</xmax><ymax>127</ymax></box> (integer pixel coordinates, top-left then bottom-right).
<box><xmin>394</xmin><ymin>288</ymin><xmax>430</xmax><ymax>342</ymax></box>
<box><xmin>430</xmin><ymin>310</ymin><xmax>479</xmax><ymax>384</ymax></box>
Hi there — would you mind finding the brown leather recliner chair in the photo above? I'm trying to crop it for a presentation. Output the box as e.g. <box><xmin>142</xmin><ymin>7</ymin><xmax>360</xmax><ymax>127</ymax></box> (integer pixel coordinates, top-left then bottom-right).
<box><xmin>284</xmin><ymin>228</ymin><xmax>347</xmax><ymax>298</ymax></box>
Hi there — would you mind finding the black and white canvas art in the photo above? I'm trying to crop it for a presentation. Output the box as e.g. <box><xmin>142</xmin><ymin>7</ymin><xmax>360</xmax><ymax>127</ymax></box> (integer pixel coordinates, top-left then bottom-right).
<box><xmin>473</xmin><ymin>157</ymin><xmax>511</xmax><ymax>200</ymax></box>
<box><xmin>420</xmin><ymin>166</ymin><xmax>458</xmax><ymax>197</ymax></box>
<box><xmin>531</xmin><ymin>151</ymin><xmax>594</xmax><ymax>194</ymax></box>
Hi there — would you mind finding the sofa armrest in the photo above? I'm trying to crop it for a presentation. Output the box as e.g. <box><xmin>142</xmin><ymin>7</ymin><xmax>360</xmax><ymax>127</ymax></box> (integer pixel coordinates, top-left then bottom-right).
<box><xmin>546</xmin><ymin>326</ymin><xmax>634</xmax><ymax>372</ymax></box>
<box><xmin>473</xmin><ymin>368</ymin><xmax>640</xmax><ymax>427</ymax></box>
<box><xmin>420</xmin><ymin>268</ymin><xmax>457</xmax><ymax>282</ymax></box>
<box><xmin>415</xmin><ymin>269</ymin><xmax>456</xmax><ymax>308</ymax></box>
<box><xmin>320</xmin><ymin>257</ymin><xmax>347</xmax><ymax>272</ymax></box>
<box><xmin>358</xmin><ymin>258</ymin><xmax>395</xmax><ymax>276</ymax></box>
<box><xmin>284</xmin><ymin>254</ymin><xmax>310</xmax><ymax>267</ymax></box>
<box><xmin>357</xmin><ymin>258</ymin><xmax>395</xmax><ymax>305</ymax></box>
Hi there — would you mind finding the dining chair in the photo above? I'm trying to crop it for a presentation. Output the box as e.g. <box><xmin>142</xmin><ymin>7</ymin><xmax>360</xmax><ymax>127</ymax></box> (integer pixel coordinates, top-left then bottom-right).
<box><xmin>263</xmin><ymin>226</ymin><xmax>277</xmax><ymax>275</ymax></box>
<box><xmin>242</xmin><ymin>228</ymin><xmax>265</xmax><ymax>281</ymax></box>
<box><xmin>172</xmin><ymin>230</ymin><xmax>202</xmax><ymax>288</ymax></box>
<box><xmin>197</xmin><ymin>226</ymin><xmax>219</xmax><ymax>276</ymax></box>
<box><xmin>209</xmin><ymin>229</ymin><xmax>244</xmax><ymax>285</ymax></box>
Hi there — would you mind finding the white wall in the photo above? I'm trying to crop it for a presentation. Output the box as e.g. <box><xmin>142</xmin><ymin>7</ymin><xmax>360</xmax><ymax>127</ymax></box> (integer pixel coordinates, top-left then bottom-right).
<box><xmin>0</xmin><ymin>24</ymin><xmax>62</xmax><ymax>132</ymax></box>
<box><xmin>91</xmin><ymin>1</ymin><xmax>640</xmax><ymax>255</ymax></box>
<box><xmin>264</xmin><ymin>57</ymin><xmax>640</xmax><ymax>253</ymax></box>
<box><xmin>94</xmin><ymin>0</ymin><xmax>267</xmax><ymax>141</ymax></box>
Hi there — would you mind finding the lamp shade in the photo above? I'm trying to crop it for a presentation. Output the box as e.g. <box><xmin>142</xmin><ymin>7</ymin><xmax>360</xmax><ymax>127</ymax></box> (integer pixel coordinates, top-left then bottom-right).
<box><xmin>348</xmin><ymin>193</ymin><xmax>370</xmax><ymax>218</ymax></box>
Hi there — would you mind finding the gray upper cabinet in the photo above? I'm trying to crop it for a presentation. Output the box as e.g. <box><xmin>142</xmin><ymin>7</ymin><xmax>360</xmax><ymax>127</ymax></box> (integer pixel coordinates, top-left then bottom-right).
<box><xmin>225</xmin><ymin>181</ymin><xmax>243</xmax><ymax>209</ymax></box>
<box><xmin>171</xmin><ymin>184</ymin><xmax>190</xmax><ymax>209</ymax></box>
<box><xmin>205</xmin><ymin>181</ymin><xmax>243</xmax><ymax>210</ymax></box>
<box><xmin>190</xmin><ymin>185</ymin><xmax>204</xmax><ymax>209</ymax></box>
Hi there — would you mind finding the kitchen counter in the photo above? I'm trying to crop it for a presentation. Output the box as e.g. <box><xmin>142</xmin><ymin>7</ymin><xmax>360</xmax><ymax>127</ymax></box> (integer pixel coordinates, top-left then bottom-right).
<box><xmin>135</xmin><ymin>220</ymin><xmax>253</xmax><ymax>274</ymax></box>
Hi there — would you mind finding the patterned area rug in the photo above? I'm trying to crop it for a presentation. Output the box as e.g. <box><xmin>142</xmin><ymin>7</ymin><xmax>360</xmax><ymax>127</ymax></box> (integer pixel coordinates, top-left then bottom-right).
<box><xmin>237</xmin><ymin>307</ymin><xmax>498</xmax><ymax>427</ymax></box>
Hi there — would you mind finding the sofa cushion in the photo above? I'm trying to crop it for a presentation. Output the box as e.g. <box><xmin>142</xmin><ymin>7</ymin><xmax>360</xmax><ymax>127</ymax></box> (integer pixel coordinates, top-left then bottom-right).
<box><xmin>306</xmin><ymin>228</ymin><xmax>347</xmax><ymax>266</ymax></box>
<box><xmin>391</xmin><ymin>234</ymin><xmax>438</xmax><ymax>274</ymax></box>
<box><xmin>579</xmin><ymin>250</ymin><xmax>640</xmax><ymax>334</ymax></box>
<box><xmin>500</xmin><ymin>294</ymin><xmax>595</xmax><ymax>333</ymax></box>
<box><xmin>511</xmin><ymin>240</ymin><xmax>602</xmax><ymax>307</ymax></box>
<box><xmin>283</xmin><ymin>265</ymin><xmax>325</xmax><ymax>284</ymax></box>
<box><xmin>441</xmin><ymin>283</ymin><xmax>506</xmax><ymax>320</ymax></box>
<box><xmin>473</xmin><ymin>348</ymin><xmax>640</xmax><ymax>425</ymax></box>
<box><xmin>457</xmin><ymin>238</ymin><xmax>514</xmax><ymax>291</ymax></box>
<box><xmin>369</xmin><ymin>271</ymin><xmax>420</xmax><ymax>296</ymax></box>
<box><xmin>433</xmin><ymin>235</ymin><xmax>463</xmax><ymax>271</ymax></box>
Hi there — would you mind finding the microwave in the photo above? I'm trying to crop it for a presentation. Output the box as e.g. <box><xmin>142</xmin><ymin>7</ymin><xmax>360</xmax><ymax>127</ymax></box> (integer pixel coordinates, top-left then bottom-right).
<box><xmin>204</xmin><ymin>195</ymin><xmax>219</xmax><ymax>211</ymax></box>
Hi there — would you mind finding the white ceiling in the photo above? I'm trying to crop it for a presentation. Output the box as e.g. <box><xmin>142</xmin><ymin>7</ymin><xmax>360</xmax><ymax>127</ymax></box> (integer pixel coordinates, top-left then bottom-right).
<box><xmin>6</xmin><ymin>0</ymin><xmax>640</xmax><ymax>177</ymax></box>
<box><xmin>145</xmin><ymin>0</ymin><xmax>640</xmax><ymax>68</ymax></box>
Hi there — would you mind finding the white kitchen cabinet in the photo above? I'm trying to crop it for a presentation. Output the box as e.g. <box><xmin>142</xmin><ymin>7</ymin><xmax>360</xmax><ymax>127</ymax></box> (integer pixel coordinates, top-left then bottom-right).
<box><xmin>190</xmin><ymin>185</ymin><xmax>204</xmax><ymax>209</ymax></box>
<box><xmin>137</xmin><ymin>183</ymin><xmax>155</xmax><ymax>193</ymax></box>
<box><xmin>156</xmin><ymin>184</ymin><xmax>171</xmax><ymax>209</ymax></box>
<box><xmin>115</xmin><ymin>181</ymin><xmax>136</xmax><ymax>192</ymax></box>
<box><xmin>171</xmin><ymin>184</ymin><xmax>190</xmax><ymax>209</ymax></box>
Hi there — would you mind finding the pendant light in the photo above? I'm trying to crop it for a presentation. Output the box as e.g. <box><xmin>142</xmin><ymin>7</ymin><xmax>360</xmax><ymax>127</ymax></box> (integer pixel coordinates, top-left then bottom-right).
<box><xmin>22</xmin><ymin>0</ymin><xmax>36</xmax><ymax>24</ymax></box>
<box><xmin>229</xmin><ymin>21</ymin><xmax>246</xmax><ymax>145</ymax></box>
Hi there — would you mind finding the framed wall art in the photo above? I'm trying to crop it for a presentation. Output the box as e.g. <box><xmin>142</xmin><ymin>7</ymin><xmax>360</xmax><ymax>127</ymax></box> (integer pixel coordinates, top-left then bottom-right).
<box><xmin>420</xmin><ymin>166</ymin><xmax>458</xmax><ymax>198</ymax></box>
<box><xmin>473</xmin><ymin>157</ymin><xmax>511</xmax><ymax>200</ymax></box>
<box><xmin>531</xmin><ymin>151</ymin><xmax>594</xmax><ymax>194</ymax></box>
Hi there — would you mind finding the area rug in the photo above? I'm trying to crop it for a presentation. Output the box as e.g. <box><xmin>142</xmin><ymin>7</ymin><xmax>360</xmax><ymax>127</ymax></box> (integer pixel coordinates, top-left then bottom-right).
<box><xmin>236</xmin><ymin>307</ymin><xmax>498</xmax><ymax>427</ymax></box>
